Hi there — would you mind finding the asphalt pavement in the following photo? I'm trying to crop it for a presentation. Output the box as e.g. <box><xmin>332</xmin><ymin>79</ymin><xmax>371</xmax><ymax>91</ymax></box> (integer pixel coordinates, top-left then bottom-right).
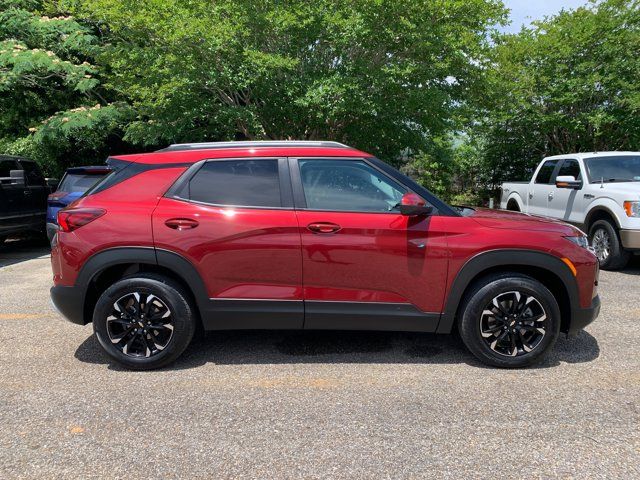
<box><xmin>0</xmin><ymin>238</ymin><xmax>638</xmax><ymax>479</ymax></box>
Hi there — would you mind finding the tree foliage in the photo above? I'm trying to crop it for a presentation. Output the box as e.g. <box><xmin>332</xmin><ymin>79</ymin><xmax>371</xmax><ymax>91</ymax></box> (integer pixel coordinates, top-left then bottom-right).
<box><xmin>0</xmin><ymin>0</ymin><xmax>638</xmax><ymax>205</ymax></box>
<box><xmin>476</xmin><ymin>0</ymin><xmax>640</xmax><ymax>187</ymax></box>
<box><xmin>0</xmin><ymin>0</ymin><xmax>129</xmax><ymax>175</ymax></box>
<box><xmin>71</xmin><ymin>0</ymin><xmax>506</xmax><ymax>162</ymax></box>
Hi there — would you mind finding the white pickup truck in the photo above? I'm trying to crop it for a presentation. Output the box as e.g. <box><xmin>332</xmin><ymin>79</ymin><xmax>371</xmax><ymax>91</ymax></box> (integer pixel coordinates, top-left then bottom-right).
<box><xmin>501</xmin><ymin>151</ymin><xmax>640</xmax><ymax>270</ymax></box>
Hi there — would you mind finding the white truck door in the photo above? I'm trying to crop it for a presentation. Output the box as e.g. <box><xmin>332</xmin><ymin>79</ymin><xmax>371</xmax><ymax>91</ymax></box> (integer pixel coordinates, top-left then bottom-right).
<box><xmin>547</xmin><ymin>158</ymin><xmax>584</xmax><ymax>222</ymax></box>
<box><xmin>528</xmin><ymin>159</ymin><xmax>560</xmax><ymax>216</ymax></box>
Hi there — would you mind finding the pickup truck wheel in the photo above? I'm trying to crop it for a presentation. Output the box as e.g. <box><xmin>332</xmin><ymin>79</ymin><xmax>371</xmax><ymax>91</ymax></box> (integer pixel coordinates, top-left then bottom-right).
<box><xmin>458</xmin><ymin>273</ymin><xmax>560</xmax><ymax>368</ymax></box>
<box><xmin>92</xmin><ymin>273</ymin><xmax>196</xmax><ymax>370</ymax></box>
<box><xmin>589</xmin><ymin>220</ymin><xmax>630</xmax><ymax>270</ymax></box>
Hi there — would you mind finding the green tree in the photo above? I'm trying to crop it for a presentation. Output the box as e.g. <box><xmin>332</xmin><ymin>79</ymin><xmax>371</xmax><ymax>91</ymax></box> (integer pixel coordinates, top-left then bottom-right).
<box><xmin>71</xmin><ymin>0</ymin><xmax>506</xmax><ymax>163</ymax></box>
<box><xmin>476</xmin><ymin>0</ymin><xmax>640</xmax><ymax>188</ymax></box>
<box><xmin>0</xmin><ymin>0</ymin><xmax>129</xmax><ymax>175</ymax></box>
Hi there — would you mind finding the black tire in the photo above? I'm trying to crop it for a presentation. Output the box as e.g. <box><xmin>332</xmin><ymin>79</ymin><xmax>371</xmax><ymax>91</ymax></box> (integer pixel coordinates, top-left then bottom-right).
<box><xmin>506</xmin><ymin>200</ymin><xmax>520</xmax><ymax>212</ymax></box>
<box><xmin>92</xmin><ymin>273</ymin><xmax>196</xmax><ymax>370</ymax></box>
<box><xmin>589</xmin><ymin>219</ymin><xmax>630</xmax><ymax>270</ymax></box>
<box><xmin>457</xmin><ymin>273</ymin><xmax>561</xmax><ymax>368</ymax></box>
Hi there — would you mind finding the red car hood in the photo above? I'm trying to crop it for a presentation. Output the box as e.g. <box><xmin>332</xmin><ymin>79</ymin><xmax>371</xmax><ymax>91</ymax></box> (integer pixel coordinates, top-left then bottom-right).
<box><xmin>469</xmin><ymin>208</ymin><xmax>580</xmax><ymax>235</ymax></box>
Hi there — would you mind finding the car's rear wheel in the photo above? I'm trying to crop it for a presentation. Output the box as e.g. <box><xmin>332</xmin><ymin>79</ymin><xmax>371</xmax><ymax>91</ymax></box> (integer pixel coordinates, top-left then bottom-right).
<box><xmin>93</xmin><ymin>273</ymin><xmax>196</xmax><ymax>370</ymax></box>
<box><xmin>589</xmin><ymin>219</ymin><xmax>630</xmax><ymax>270</ymax></box>
<box><xmin>458</xmin><ymin>273</ymin><xmax>560</xmax><ymax>368</ymax></box>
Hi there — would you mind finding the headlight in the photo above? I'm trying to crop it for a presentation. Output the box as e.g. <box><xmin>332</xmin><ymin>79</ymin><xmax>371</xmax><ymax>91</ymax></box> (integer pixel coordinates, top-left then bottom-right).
<box><xmin>623</xmin><ymin>201</ymin><xmax>640</xmax><ymax>217</ymax></box>
<box><xmin>564</xmin><ymin>235</ymin><xmax>589</xmax><ymax>249</ymax></box>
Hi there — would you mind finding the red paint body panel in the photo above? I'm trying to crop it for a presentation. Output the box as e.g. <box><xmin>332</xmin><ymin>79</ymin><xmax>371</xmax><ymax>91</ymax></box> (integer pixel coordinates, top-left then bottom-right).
<box><xmin>442</xmin><ymin>212</ymin><xmax>597</xmax><ymax>308</ymax></box>
<box><xmin>51</xmin><ymin>144</ymin><xmax>599</xmax><ymax>330</ymax></box>
<box><xmin>51</xmin><ymin>167</ymin><xmax>187</xmax><ymax>286</ymax></box>
<box><xmin>152</xmin><ymin>197</ymin><xmax>303</xmax><ymax>300</ymax></box>
<box><xmin>296</xmin><ymin>211</ymin><xmax>449</xmax><ymax>312</ymax></box>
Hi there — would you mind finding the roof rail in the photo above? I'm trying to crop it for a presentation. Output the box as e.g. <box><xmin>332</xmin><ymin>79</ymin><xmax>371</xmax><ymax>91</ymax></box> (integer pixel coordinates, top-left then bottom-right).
<box><xmin>157</xmin><ymin>140</ymin><xmax>351</xmax><ymax>152</ymax></box>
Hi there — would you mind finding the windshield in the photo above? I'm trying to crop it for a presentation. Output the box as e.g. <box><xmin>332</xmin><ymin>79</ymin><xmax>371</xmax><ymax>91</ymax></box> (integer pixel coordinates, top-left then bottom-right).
<box><xmin>585</xmin><ymin>155</ymin><xmax>640</xmax><ymax>183</ymax></box>
<box><xmin>58</xmin><ymin>173</ymin><xmax>107</xmax><ymax>193</ymax></box>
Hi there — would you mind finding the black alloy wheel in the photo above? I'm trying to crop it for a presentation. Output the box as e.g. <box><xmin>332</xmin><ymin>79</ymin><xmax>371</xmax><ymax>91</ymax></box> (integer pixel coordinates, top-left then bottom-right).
<box><xmin>479</xmin><ymin>291</ymin><xmax>547</xmax><ymax>357</ymax></box>
<box><xmin>107</xmin><ymin>292</ymin><xmax>175</xmax><ymax>358</ymax></box>
<box><xmin>93</xmin><ymin>273</ymin><xmax>196</xmax><ymax>370</ymax></box>
<box><xmin>458</xmin><ymin>272</ymin><xmax>560</xmax><ymax>368</ymax></box>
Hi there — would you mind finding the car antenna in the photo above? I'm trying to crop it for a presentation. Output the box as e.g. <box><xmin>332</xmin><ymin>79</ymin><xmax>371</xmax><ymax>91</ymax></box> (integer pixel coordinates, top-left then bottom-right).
<box><xmin>600</xmin><ymin>176</ymin><xmax>604</xmax><ymax>189</ymax></box>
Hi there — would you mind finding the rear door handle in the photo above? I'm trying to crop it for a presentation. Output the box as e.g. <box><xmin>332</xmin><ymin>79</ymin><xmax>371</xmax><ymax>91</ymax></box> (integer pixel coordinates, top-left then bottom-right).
<box><xmin>307</xmin><ymin>222</ymin><xmax>341</xmax><ymax>234</ymax></box>
<box><xmin>24</xmin><ymin>190</ymin><xmax>32</xmax><ymax>196</ymax></box>
<box><xmin>165</xmin><ymin>218</ymin><xmax>199</xmax><ymax>230</ymax></box>
<box><xmin>548</xmin><ymin>192</ymin><xmax>554</xmax><ymax>199</ymax></box>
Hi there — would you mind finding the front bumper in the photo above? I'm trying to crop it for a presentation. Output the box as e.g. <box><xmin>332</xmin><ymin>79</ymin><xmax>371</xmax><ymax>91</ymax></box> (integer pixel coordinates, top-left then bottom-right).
<box><xmin>620</xmin><ymin>229</ymin><xmax>640</xmax><ymax>250</ymax></box>
<box><xmin>569</xmin><ymin>295</ymin><xmax>600</xmax><ymax>336</ymax></box>
<box><xmin>50</xmin><ymin>285</ymin><xmax>86</xmax><ymax>325</ymax></box>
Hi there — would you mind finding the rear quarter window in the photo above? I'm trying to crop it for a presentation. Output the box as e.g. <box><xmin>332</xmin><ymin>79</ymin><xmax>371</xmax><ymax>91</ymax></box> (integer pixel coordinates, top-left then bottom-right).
<box><xmin>186</xmin><ymin>159</ymin><xmax>282</xmax><ymax>208</ymax></box>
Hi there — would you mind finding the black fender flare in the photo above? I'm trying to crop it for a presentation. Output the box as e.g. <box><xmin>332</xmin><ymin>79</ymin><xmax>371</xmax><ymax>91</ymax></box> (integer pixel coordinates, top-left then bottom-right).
<box><xmin>76</xmin><ymin>246</ymin><xmax>210</xmax><ymax>317</ymax></box>
<box><xmin>436</xmin><ymin>249</ymin><xmax>579</xmax><ymax>333</ymax></box>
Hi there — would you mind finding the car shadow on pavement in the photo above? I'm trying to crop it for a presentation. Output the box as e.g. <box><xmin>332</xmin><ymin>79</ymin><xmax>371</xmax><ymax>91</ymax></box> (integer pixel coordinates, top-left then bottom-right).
<box><xmin>74</xmin><ymin>328</ymin><xmax>600</xmax><ymax>371</ymax></box>
<box><xmin>0</xmin><ymin>237</ymin><xmax>50</xmax><ymax>268</ymax></box>
<box><xmin>618</xmin><ymin>255</ymin><xmax>640</xmax><ymax>275</ymax></box>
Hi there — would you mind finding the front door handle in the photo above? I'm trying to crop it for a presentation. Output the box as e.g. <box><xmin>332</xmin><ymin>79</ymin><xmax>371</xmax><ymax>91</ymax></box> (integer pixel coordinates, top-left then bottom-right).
<box><xmin>165</xmin><ymin>218</ymin><xmax>199</xmax><ymax>230</ymax></box>
<box><xmin>307</xmin><ymin>222</ymin><xmax>341</xmax><ymax>234</ymax></box>
<box><xmin>24</xmin><ymin>189</ymin><xmax>32</xmax><ymax>196</ymax></box>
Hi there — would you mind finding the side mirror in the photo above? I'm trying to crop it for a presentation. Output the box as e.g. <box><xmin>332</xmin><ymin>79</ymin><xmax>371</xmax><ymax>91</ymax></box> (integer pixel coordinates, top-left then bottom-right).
<box><xmin>556</xmin><ymin>175</ymin><xmax>582</xmax><ymax>189</ymax></box>
<box><xmin>9</xmin><ymin>170</ymin><xmax>25</xmax><ymax>186</ymax></box>
<box><xmin>397</xmin><ymin>192</ymin><xmax>433</xmax><ymax>217</ymax></box>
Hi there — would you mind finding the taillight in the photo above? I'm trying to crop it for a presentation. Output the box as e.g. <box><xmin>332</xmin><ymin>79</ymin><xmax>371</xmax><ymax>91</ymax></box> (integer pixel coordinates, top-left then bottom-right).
<box><xmin>58</xmin><ymin>208</ymin><xmax>106</xmax><ymax>232</ymax></box>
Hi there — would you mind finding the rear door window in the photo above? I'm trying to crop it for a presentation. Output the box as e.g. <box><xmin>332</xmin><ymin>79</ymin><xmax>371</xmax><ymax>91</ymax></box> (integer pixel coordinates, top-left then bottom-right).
<box><xmin>187</xmin><ymin>159</ymin><xmax>282</xmax><ymax>208</ymax></box>
<box><xmin>534</xmin><ymin>160</ymin><xmax>559</xmax><ymax>184</ymax></box>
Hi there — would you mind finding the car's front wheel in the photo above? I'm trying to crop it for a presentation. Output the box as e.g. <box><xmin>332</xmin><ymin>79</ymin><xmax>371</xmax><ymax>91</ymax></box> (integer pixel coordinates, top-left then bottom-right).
<box><xmin>93</xmin><ymin>273</ymin><xmax>196</xmax><ymax>370</ymax></box>
<box><xmin>589</xmin><ymin>219</ymin><xmax>630</xmax><ymax>270</ymax></box>
<box><xmin>458</xmin><ymin>273</ymin><xmax>561</xmax><ymax>368</ymax></box>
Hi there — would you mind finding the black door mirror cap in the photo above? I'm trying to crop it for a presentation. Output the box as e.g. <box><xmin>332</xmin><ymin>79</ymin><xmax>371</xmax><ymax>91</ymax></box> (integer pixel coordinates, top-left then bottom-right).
<box><xmin>399</xmin><ymin>204</ymin><xmax>433</xmax><ymax>217</ymax></box>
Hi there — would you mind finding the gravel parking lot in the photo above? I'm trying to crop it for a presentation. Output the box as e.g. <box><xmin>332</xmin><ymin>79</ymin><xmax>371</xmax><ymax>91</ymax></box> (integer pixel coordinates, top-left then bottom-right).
<box><xmin>0</xmin><ymin>238</ymin><xmax>638</xmax><ymax>479</ymax></box>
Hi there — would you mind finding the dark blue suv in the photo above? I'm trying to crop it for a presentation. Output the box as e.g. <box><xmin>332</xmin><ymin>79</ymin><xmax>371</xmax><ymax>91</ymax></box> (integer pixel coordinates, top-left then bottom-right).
<box><xmin>46</xmin><ymin>166</ymin><xmax>110</xmax><ymax>241</ymax></box>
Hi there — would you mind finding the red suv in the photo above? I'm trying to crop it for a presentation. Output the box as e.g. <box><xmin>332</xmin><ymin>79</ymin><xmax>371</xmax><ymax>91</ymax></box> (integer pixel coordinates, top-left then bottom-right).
<box><xmin>50</xmin><ymin>141</ymin><xmax>600</xmax><ymax>369</ymax></box>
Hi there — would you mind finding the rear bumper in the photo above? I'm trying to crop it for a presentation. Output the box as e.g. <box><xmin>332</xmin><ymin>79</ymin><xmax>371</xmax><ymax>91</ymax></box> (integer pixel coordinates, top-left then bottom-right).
<box><xmin>620</xmin><ymin>229</ymin><xmax>640</xmax><ymax>250</ymax></box>
<box><xmin>46</xmin><ymin>223</ymin><xmax>58</xmax><ymax>243</ymax></box>
<box><xmin>569</xmin><ymin>295</ymin><xmax>600</xmax><ymax>335</ymax></box>
<box><xmin>50</xmin><ymin>285</ymin><xmax>86</xmax><ymax>325</ymax></box>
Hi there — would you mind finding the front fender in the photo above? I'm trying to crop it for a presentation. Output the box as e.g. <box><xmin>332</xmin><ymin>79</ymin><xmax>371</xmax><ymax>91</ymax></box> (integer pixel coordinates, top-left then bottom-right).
<box><xmin>436</xmin><ymin>249</ymin><xmax>579</xmax><ymax>334</ymax></box>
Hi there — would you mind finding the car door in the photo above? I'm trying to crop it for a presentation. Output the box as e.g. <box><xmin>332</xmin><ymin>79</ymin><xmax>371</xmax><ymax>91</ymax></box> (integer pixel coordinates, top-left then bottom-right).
<box><xmin>152</xmin><ymin>157</ymin><xmax>304</xmax><ymax>329</ymax></box>
<box><xmin>0</xmin><ymin>157</ymin><xmax>27</xmax><ymax>234</ymax></box>
<box><xmin>547</xmin><ymin>158</ymin><xmax>583</xmax><ymax>223</ymax></box>
<box><xmin>290</xmin><ymin>157</ymin><xmax>449</xmax><ymax>332</ymax></box>
<box><xmin>528</xmin><ymin>159</ymin><xmax>561</xmax><ymax>217</ymax></box>
<box><xmin>19</xmin><ymin>160</ymin><xmax>48</xmax><ymax>224</ymax></box>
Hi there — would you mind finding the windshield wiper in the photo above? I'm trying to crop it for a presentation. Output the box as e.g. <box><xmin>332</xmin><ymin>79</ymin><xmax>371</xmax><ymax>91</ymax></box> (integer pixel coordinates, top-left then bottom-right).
<box><xmin>603</xmin><ymin>178</ymin><xmax>635</xmax><ymax>183</ymax></box>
